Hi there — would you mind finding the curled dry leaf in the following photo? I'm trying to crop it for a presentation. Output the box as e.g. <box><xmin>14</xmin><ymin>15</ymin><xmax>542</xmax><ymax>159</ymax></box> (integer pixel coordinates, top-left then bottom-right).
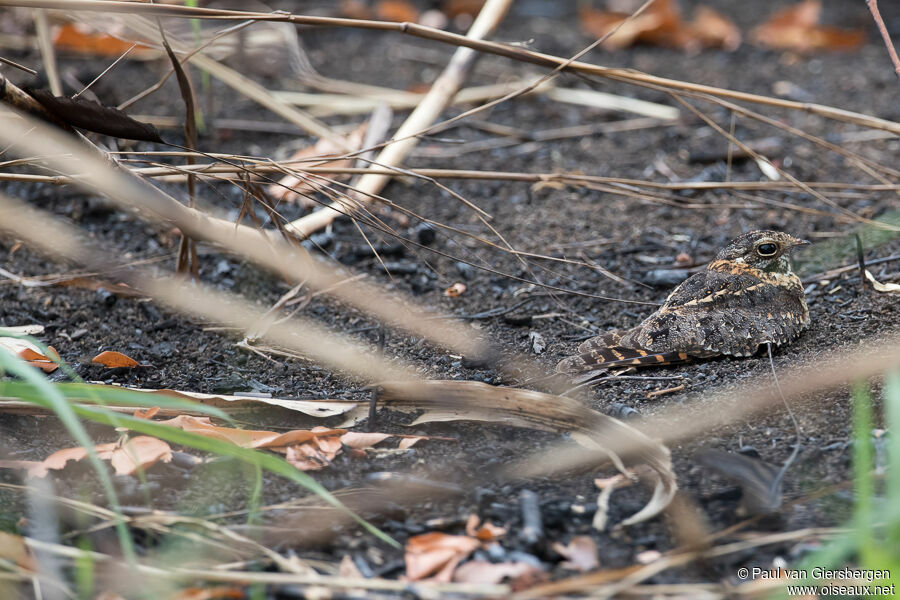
<box><xmin>452</xmin><ymin>560</ymin><xmax>543</xmax><ymax>585</ymax></box>
<box><xmin>377</xmin><ymin>380</ymin><xmax>677</xmax><ymax>528</ymax></box>
<box><xmin>0</xmin><ymin>335</ymin><xmax>60</xmax><ymax>373</ymax></box>
<box><xmin>92</xmin><ymin>350</ymin><xmax>140</xmax><ymax>369</ymax></box>
<box><xmin>579</xmin><ymin>0</ymin><xmax>739</xmax><ymax>52</ymax></box>
<box><xmin>103</xmin><ymin>436</ymin><xmax>173</xmax><ymax>476</ymax></box>
<box><xmin>552</xmin><ymin>536</ymin><xmax>600</xmax><ymax>573</ymax></box>
<box><xmin>117</xmin><ymin>386</ymin><xmax>358</xmax><ymax>418</ymax></box>
<box><xmin>444</xmin><ymin>282</ymin><xmax>467</xmax><ymax>297</ymax></box>
<box><xmin>465</xmin><ymin>514</ymin><xmax>507</xmax><ymax>541</ymax></box>
<box><xmin>750</xmin><ymin>0</ymin><xmax>864</xmax><ymax>52</ymax></box>
<box><xmin>340</xmin><ymin>431</ymin><xmax>392</xmax><ymax>449</ymax></box>
<box><xmin>404</xmin><ymin>532</ymin><xmax>481</xmax><ymax>582</ymax></box>
<box><xmin>865</xmin><ymin>270</ymin><xmax>900</xmax><ymax>293</ymax></box>
<box><xmin>133</xmin><ymin>406</ymin><xmax>160</xmax><ymax>420</ymax></box>
<box><xmin>10</xmin><ymin>436</ymin><xmax>173</xmax><ymax>478</ymax></box>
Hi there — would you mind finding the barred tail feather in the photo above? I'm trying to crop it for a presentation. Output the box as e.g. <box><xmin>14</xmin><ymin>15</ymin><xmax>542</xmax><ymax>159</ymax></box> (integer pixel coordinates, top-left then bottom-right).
<box><xmin>556</xmin><ymin>343</ymin><xmax>693</xmax><ymax>375</ymax></box>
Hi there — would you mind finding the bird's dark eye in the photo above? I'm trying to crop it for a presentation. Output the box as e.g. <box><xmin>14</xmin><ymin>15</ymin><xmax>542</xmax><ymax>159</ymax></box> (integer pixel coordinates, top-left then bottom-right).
<box><xmin>756</xmin><ymin>243</ymin><xmax>778</xmax><ymax>257</ymax></box>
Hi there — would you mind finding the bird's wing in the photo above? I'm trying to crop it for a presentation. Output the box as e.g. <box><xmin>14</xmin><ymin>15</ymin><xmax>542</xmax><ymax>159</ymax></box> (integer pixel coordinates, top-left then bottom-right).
<box><xmin>629</xmin><ymin>269</ymin><xmax>808</xmax><ymax>356</ymax></box>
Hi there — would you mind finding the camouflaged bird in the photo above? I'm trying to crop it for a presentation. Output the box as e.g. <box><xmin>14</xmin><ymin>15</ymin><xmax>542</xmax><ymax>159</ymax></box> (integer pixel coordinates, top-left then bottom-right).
<box><xmin>557</xmin><ymin>231</ymin><xmax>809</xmax><ymax>380</ymax></box>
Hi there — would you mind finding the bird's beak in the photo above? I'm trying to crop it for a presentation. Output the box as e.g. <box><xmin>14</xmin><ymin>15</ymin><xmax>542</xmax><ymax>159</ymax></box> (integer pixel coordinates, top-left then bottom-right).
<box><xmin>791</xmin><ymin>238</ymin><xmax>810</xmax><ymax>247</ymax></box>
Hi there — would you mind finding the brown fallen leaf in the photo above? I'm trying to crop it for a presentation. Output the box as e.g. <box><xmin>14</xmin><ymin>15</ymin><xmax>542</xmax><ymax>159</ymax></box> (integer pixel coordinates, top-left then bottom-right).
<box><xmin>452</xmin><ymin>560</ymin><xmax>542</xmax><ymax>585</ymax></box>
<box><xmin>750</xmin><ymin>0</ymin><xmax>864</xmax><ymax>52</ymax></box>
<box><xmin>0</xmin><ymin>460</ymin><xmax>47</xmax><ymax>479</ymax></box>
<box><xmin>444</xmin><ymin>282</ymin><xmax>467</xmax><ymax>297</ymax></box>
<box><xmin>169</xmin><ymin>587</ymin><xmax>245</xmax><ymax>600</ymax></box>
<box><xmin>102</xmin><ymin>436</ymin><xmax>173</xmax><ymax>476</ymax></box>
<box><xmin>689</xmin><ymin>6</ymin><xmax>741</xmax><ymax>52</ymax></box>
<box><xmin>53</xmin><ymin>22</ymin><xmax>154</xmax><ymax>58</ymax></box>
<box><xmin>0</xmin><ymin>334</ymin><xmax>60</xmax><ymax>373</ymax></box>
<box><xmin>133</xmin><ymin>406</ymin><xmax>160</xmax><ymax>419</ymax></box>
<box><xmin>465</xmin><ymin>514</ymin><xmax>507</xmax><ymax>541</ymax></box>
<box><xmin>340</xmin><ymin>431</ymin><xmax>392</xmax><ymax>449</ymax></box>
<box><xmin>404</xmin><ymin>532</ymin><xmax>481</xmax><ymax>582</ymax></box>
<box><xmin>553</xmin><ymin>536</ymin><xmax>600</xmax><ymax>572</ymax></box>
<box><xmin>375</xmin><ymin>0</ymin><xmax>419</xmax><ymax>22</ymax></box>
<box><xmin>580</xmin><ymin>0</ymin><xmax>739</xmax><ymax>52</ymax></box>
<box><xmin>92</xmin><ymin>350</ymin><xmax>140</xmax><ymax>369</ymax></box>
<box><xmin>16</xmin><ymin>436</ymin><xmax>173</xmax><ymax>478</ymax></box>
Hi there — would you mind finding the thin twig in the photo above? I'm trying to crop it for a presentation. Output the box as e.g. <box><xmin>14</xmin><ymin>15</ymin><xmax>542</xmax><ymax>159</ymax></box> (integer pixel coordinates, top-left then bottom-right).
<box><xmin>867</xmin><ymin>0</ymin><xmax>900</xmax><ymax>79</ymax></box>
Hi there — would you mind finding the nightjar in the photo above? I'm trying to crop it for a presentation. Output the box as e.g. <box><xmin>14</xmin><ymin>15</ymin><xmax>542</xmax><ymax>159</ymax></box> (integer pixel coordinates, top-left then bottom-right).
<box><xmin>557</xmin><ymin>230</ymin><xmax>810</xmax><ymax>380</ymax></box>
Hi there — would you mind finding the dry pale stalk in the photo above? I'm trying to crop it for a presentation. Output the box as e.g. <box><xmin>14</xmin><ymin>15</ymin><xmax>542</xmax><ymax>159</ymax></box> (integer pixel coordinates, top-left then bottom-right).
<box><xmin>284</xmin><ymin>0</ymin><xmax>514</xmax><ymax>238</ymax></box>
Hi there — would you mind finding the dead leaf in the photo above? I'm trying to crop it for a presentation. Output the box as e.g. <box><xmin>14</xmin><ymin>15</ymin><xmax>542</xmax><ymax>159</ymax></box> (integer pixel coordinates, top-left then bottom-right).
<box><xmin>465</xmin><ymin>514</ymin><xmax>507</xmax><ymax>541</ymax></box>
<box><xmin>126</xmin><ymin>386</ymin><xmax>359</xmax><ymax>418</ymax></box>
<box><xmin>689</xmin><ymin>6</ymin><xmax>741</xmax><ymax>51</ymax></box>
<box><xmin>0</xmin><ymin>335</ymin><xmax>60</xmax><ymax>373</ymax></box>
<box><xmin>268</xmin><ymin>121</ymin><xmax>368</xmax><ymax>206</ymax></box>
<box><xmin>580</xmin><ymin>1</ymin><xmax>739</xmax><ymax>52</ymax></box>
<box><xmin>553</xmin><ymin>536</ymin><xmax>600</xmax><ymax>572</ymax></box>
<box><xmin>750</xmin><ymin>1</ymin><xmax>864</xmax><ymax>52</ymax></box>
<box><xmin>53</xmin><ymin>22</ymin><xmax>153</xmax><ymax>58</ymax></box>
<box><xmin>375</xmin><ymin>0</ymin><xmax>419</xmax><ymax>22</ymax></box>
<box><xmin>15</xmin><ymin>436</ymin><xmax>172</xmax><ymax>478</ymax></box>
<box><xmin>92</xmin><ymin>350</ymin><xmax>140</xmax><ymax>369</ymax></box>
<box><xmin>444</xmin><ymin>283</ymin><xmax>467</xmax><ymax>297</ymax></box>
<box><xmin>397</xmin><ymin>436</ymin><xmax>423</xmax><ymax>449</ymax></box>
<box><xmin>0</xmin><ymin>531</ymin><xmax>36</xmax><ymax>571</ymax></box>
<box><xmin>134</xmin><ymin>406</ymin><xmax>160</xmax><ymax>419</ymax></box>
<box><xmin>377</xmin><ymin>380</ymin><xmax>677</xmax><ymax>528</ymax></box>
<box><xmin>865</xmin><ymin>270</ymin><xmax>900</xmax><ymax>293</ymax></box>
<box><xmin>404</xmin><ymin>532</ymin><xmax>481</xmax><ymax>582</ymax></box>
<box><xmin>0</xmin><ymin>460</ymin><xmax>47</xmax><ymax>479</ymax></box>
<box><xmin>339</xmin><ymin>0</ymin><xmax>372</xmax><ymax>19</ymax></box>
<box><xmin>169</xmin><ymin>587</ymin><xmax>245</xmax><ymax>600</ymax></box>
<box><xmin>340</xmin><ymin>432</ymin><xmax>392</xmax><ymax>449</ymax></box>
<box><xmin>105</xmin><ymin>436</ymin><xmax>173</xmax><ymax>476</ymax></box>
<box><xmin>452</xmin><ymin>560</ymin><xmax>542</xmax><ymax>584</ymax></box>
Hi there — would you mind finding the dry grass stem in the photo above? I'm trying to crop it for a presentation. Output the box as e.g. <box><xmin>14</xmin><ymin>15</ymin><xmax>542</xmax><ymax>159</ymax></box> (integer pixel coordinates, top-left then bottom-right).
<box><xmin>285</xmin><ymin>0</ymin><xmax>514</xmax><ymax>237</ymax></box>
<box><xmin>7</xmin><ymin>0</ymin><xmax>899</xmax><ymax>134</ymax></box>
<box><xmin>0</xmin><ymin>106</ymin><xmax>486</xmax><ymax>359</ymax></box>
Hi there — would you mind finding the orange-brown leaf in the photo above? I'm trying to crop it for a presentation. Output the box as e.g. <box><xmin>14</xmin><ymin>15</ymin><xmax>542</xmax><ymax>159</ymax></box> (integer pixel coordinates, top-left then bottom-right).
<box><xmin>53</xmin><ymin>23</ymin><xmax>152</xmax><ymax>57</ymax></box>
<box><xmin>375</xmin><ymin>0</ymin><xmax>419</xmax><ymax>22</ymax></box>
<box><xmin>92</xmin><ymin>350</ymin><xmax>139</xmax><ymax>368</ymax></box>
<box><xmin>465</xmin><ymin>514</ymin><xmax>507</xmax><ymax>541</ymax></box>
<box><xmin>690</xmin><ymin>6</ymin><xmax>741</xmax><ymax>51</ymax></box>
<box><xmin>341</xmin><ymin>432</ymin><xmax>392</xmax><ymax>449</ymax></box>
<box><xmin>444</xmin><ymin>282</ymin><xmax>467</xmax><ymax>297</ymax></box>
<box><xmin>750</xmin><ymin>1</ymin><xmax>864</xmax><ymax>52</ymax></box>
<box><xmin>158</xmin><ymin>415</ymin><xmax>282</xmax><ymax>447</ymax></box>
<box><xmin>107</xmin><ymin>436</ymin><xmax>173</xmax><ymax>476</ymax></box>
<box><xmin>133</xmin><ymin>406</ymin><xmax>160</xmax><ymax>419</ymax></box>
<box><xmin>404</xmin><ymin>532</ymin><xmax>480</xmax><ymax>582</ymax></box>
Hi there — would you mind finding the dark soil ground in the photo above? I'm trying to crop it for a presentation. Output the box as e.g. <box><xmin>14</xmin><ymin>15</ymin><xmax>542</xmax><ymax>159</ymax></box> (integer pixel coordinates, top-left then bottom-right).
<box><xmin>1</xmin><ymin>0</ymin><xmax>899</xmax><ymax>596</ymax></box>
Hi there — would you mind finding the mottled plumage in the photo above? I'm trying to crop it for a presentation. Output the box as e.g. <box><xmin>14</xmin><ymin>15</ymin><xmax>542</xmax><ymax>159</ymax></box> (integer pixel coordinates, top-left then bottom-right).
<box><xmin>557</xmin><ymin>231</ymin><xmax>809</xmax><ymax>379</ymax></box>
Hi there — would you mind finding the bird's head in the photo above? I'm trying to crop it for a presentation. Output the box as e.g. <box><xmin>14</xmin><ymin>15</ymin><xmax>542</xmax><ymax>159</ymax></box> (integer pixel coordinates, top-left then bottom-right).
<box><xmin>713</xmin><ymin>230</ymin><xmax>809</xmax><ymax>273</ymax></box>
